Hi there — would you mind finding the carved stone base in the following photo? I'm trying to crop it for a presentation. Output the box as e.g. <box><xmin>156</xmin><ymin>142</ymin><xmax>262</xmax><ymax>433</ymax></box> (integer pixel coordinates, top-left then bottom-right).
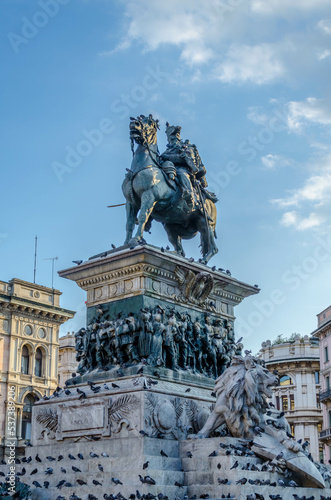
<box><xmin>32</xmin><ymin>374</ymin><xmax>215</xmax><ymax>445</ymax></box>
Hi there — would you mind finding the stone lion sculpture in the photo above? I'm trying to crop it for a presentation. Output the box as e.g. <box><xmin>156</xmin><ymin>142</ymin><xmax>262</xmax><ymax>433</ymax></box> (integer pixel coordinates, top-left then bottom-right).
<box><xmin>189</xmin><ymin>354</ymin><xmax>327</xmax><ymax>488</ymax></box>
<box><xmin>193</xmin><ymin>354</ymin><xmax>299</xmax><ymax>451</ymax></box>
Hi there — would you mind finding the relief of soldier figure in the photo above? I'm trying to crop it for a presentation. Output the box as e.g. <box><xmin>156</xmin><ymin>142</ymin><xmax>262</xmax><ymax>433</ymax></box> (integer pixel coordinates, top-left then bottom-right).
<box><xmin>74</xmin><ymin>306</ymin><xmax>242</xmax><ymax>378</ymax></box>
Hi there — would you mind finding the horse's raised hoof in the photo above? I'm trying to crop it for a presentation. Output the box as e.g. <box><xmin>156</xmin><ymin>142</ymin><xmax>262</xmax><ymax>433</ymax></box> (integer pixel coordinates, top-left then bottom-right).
<box><xmin>127</xmin><ymin>237</ymin><xmax>140</xmax><ymax>248</ymax></box>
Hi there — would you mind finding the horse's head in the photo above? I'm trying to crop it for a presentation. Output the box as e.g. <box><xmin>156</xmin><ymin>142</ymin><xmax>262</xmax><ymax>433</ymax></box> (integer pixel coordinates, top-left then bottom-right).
<box><xmin>130</xmin><ymin>114</ymin><xmax>159</xmax><ymax>146</ymax></box>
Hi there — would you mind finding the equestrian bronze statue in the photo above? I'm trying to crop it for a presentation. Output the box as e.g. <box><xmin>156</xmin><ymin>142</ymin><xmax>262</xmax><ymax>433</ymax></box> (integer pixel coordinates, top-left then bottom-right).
<box><xmin>122</xmin><ymin>114</ymin><xmax>218</xmax><ymax>264</ymax></box>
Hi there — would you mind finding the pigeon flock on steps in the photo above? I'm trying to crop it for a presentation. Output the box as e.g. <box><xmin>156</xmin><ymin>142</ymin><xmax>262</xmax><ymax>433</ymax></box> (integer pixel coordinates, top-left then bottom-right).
<box><xmin>2</xmin><ymin>435</ymin><xmax>331</xmax><ymax>500</ymax></box>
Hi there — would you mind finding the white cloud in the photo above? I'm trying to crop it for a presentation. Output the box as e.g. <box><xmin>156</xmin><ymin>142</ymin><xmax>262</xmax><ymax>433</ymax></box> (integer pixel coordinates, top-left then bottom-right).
<box><xmin>317</xmin><ymin>19</ymin><xmax>331</xmax><ymax>34</ymax></box>
<box><xmin>109</xmin><ymin>0</ymin><xmax>331</xmax><ymax>88</ymax></box>
<box><xmin>252</xmin><ymin>0</ymin><xmax>330</xmax><ymax>15</ymax></box>
<box><xmin>215</xmin><ymin>44</ymin><xmax>284</xmax><ymax>84</ymax></box>
<box><xmin>272</xmin><ymin>154</ymin><xmax>331</xmax><ymax>230</ymax></box>
<box><xmin>261</xmin><ymin>154</ymin><xmax>293</xmax><ymax>169</ymax></box>
<box><xmin>286</xmin><ymin>97</ymin><xmax>331</xmax><ymax>132</ymax></box>
<box><xmin>317</xmin><ymin>49</ymin><xmax>331</xmax><ymax>60</ymax></box>
<box><xmin>280</xmin><ymin>211</ymin><xmax>324</xmax><ymax>230</ymax></box>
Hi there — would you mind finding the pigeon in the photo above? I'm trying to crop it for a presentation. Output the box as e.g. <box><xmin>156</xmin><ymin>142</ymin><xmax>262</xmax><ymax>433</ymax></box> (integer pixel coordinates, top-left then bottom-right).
<box><xmin>35</xmin><ymin>454</ymin><xmax>42</xmax><ymax>462</ymax></box>
<box><xmin>144</xmin><ymin>475</ymin><xmax>156</xmax><ymax>485</ymax></box>
<box><xmin>56</xmin><ymin>480</ymin><xmax>66</xmax><ymax>488</ymax></box>
<box><xmin>101</xmin><ymin>452</ymin><xmax>109</xmax><ymax>457</ymax></box>
<box><xmin>112</xmin><ymin>477</ymin><xmax>123</xmax><ymax>485</ymax></box>
<box><xmin>45</xmin><ymin>467</ymin><xmax>54</xmax><ymax>475</ymax></box>
<box><xmin>47</xmin><ymin>455</ymin><xmax>56</xmax><ymax>461</ymax></box>
<box><xmin>112</xmin><ymin>383</ymin><xmax>120</xmax><ymax>389</ymax></box>
<box><xmin>77</xmin><ymin>478</ymin><xmax>87</xmax><ymax>486</ymax></box>
<box><xmin>289</xmin><ymin>480</ymin><xmax>298</xmax><ymax>488</ymax></box>
<box><xmin>160</xmin><ymin>450</ymin><xmax>168</xmax><ymax>457</ymax></box>
<box><xmin>87</xmin><ymin>495</ymin><xmax>98</xmax><ymax>500</ymax></box>
<box><xmin>139</xmin><ymin>430</ymin><xmax>149</xmax><ymax>436</ymax></box>
<box><xmin>175</xmin><ymin>481</ymin><xmax>183</xmax><ymax>487</ymax></box>
<box><xmin>186</xmin><ymin>451</ymin><xmax>193</xmax><ymax>458</ymax></box>
<box><xmin>58</xmin><ymin>455</ymin><xmax>64</xmax><ymax>461</ymax></box>
<box><xmin>73</xmin><ymin>260</ymin><xmax>83</xmax><ymax>265</ymax></box>
<box><xmin>70</xmin><ymin>494</ymin><xmax>82</xmax><ymax>500</ymax></box>
<box><xmin>98</xmin><ymin>463</ymin><xmax>104</xmax><ymax>473</ymax></box>
<box><xmin>104</xmin><ymin>384</ymin><xmax>111</xmax><ymax>390</ymax></box>
<box><xmin>44</xmin><ymin>481</ymin><xmax>50</xmax><ymax>488</ymax></box>
<box><xmin>209</xmin><ymin>451</ymin><xmax>217</xmax><ymax>457</ymax></box>
<box><xmin>111</xmin><ymin>244</ymin><xmax>116</xmax><ymax>249</ymax></box>
<box><xmin>93</xmin><ymin>479</ymin><xmax>102</xmax><ymax>486</ymax></box>
<box><xmin>78</xmin><ymin>453</ymin><xmax>84</xmax><ymax>460</ymax></box>
<box><xmin>56</xmin><ymin>497</ymin><xmax>66</xmax><ymax>500</ymax></box>
<box><xmin>185</xmin><ymin>388</ymin><xmax>191</xmax><ymax>393</ymax></box>
<box><xmin>72</xmin><ymin>466</ymin><xmax>81</xmax><ymax>472</ymax></box>
<box><xmin>236</xmin><ymin>478</ymin><xmax>247</xmax><ymax>485</ymax></box>
<box><xmin>32</xmin><ymin>481</ymin><xmax>42</xmax><ymax>488</ymax></box>
<box><xmin>137</xmin><ymin>366</ymin><xmax>144</xmax><ymax>374</ymax></box>
<box><xmin>65</xmin><ymin>389</ymin><xmax>71</xmax><ymax>395</ymax></box>
<box><xmin>217</xmin><ymin>463</ymin><xmax>221</xmax><ymax>469</ymax></box>
<box><xmin>143</xmin><ymin>461</ymin><xmax>149</xmax><ymax>469</ymax></box>
<box><xmin>60</xmin><ymin>467</ymin><xmax>67</xmax><ymax>473</ymax></box>
<box><xmin>230</xmin><ymin>461</ymin><xmax>239</xmax><ymax>470</ymax></box>
<box><xmin>90</xmin><ymin>452</ymin><xmax>99</xmax><ymax>458</ymax></box>
<box><xmin>69</xmin><ymin>454</ymin><xmax>76</xmax><ymax>460</ymax></box>
<box><xmin>211</xmin><ymin>392</ymin><xmax>216</xmax><ymax>397</ymax></box>
<box><xmin>30</xmin><ymin>468</ymin><xmax>38</xmax><ymax>475</ymax></box>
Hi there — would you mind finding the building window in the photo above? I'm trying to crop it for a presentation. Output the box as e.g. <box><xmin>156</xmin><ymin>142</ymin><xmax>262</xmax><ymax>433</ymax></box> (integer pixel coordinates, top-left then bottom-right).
<box><xmin>315</xmin><ymin>371</ymin><xmax>320</xmax><ymax>384</ymax></box>
<box><xmin>21</xmin><ymin>345</ymin><xmax>29</xmax><ymax>374</ymax></box>
<box><xmin>326</xmin><ymin>376</ymin><xmax>330</xmax><ymax>390</ymax></box>
<box><xmin>290</xmin><ymin>394</ymin><xmax>295</xmax><ymax>410</ymax></box>
<box><xmin>275</xmin><ymin>396</ymin><xmax>280</xmax><ymax>410</ymax></box>
<box><xmin>328</xmin><ymin>411</ymin><xmax>331</xmax><ymax>428</ymax></box>
<box><xmin>281</xmin><ymin>395</ymin><xmax>288</xmax><ymax>411</ymax></box>
<box><xmin>290</xmin><ymin>424</ymin><xmax>295</xmax><ymax>436</ymax></box>
<box><xmin>24</xmin><ymin>324</ymin><xmax>33</xmax><ymax>336</ymax></box>
<box><xmin>279</xmin><ymin>375</ymin><xmax>293</xmax><ymax>386</ymax></box>
<box><xmin>22</xmin><ymin>393</ymin><xmax>38</xmax><ymax>441</ymax></box>
<box><xmin>317</xmin><ymin>394</ymin><xmax>320</xmax><ymax>408</ymax></box>
<box><xmin>325</xmin><ymin>346</ymin><xmax>329</xmax><ymax>362</ymax></box>
<box><xmin>318</xmin><ymin>423</ymin><xmax>322</xmax><ymax>433</ymax></box>
<box><xmin>34</xmin><ymin>348</ymin><xmax>42</xmax><ymax>377</ymax></box>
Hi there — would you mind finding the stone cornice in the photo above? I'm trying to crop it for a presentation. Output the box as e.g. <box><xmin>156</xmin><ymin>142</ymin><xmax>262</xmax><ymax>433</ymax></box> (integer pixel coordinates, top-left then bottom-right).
<box><xmin>0</xmin><ymin>294</ymin><xmax>75</xmax><ymax>324</ymax></box>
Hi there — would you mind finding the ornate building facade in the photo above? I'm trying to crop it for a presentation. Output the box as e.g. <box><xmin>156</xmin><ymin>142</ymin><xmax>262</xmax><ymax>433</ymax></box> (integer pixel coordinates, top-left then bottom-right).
<box><xmin>58</xmin><ymin>332</ymin><xmax>78</xmax><ymax>387</ymax></box>
<box><xmin>258</xmin><ymin>335</ymin><xmax>322</xmax><ymax>462</ymax></box>
<box><xmin>0</xmin><ymin>278</ymin><xmax>74</xmax><ymax>458</ymax></box>
<box><xmin>312</xmin><ymin>305</ymin><xmax>331</xmax><ymax>462</ymax></box>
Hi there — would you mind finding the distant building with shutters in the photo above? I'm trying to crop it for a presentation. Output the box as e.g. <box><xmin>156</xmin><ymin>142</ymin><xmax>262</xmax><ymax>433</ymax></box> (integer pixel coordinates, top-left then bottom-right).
<box><xmin>311</xmin><ymin>305</ymin><xmax>331</xmax><ymax>463</ymax></box>
<box><xmin>58</xmin><ymin>332</ymin><xmax>78</xmax><ymax>387</ymax></box>
<box><xmin>0</xmin><ymin>278</ymin><xmax>74</xmax><ymax>458</ymax></box>
<box><xmin>258</xmin><ymin>334</ymin><xmax>322</xmax><ymax>462</ymax></box>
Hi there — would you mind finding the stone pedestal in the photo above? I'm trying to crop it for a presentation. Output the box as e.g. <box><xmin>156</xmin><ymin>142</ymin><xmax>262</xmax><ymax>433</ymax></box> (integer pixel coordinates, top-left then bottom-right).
<box><xmin>58</xmin><ymin>243</ymin><xmax>258</xmax><ymax>327</ymax></box>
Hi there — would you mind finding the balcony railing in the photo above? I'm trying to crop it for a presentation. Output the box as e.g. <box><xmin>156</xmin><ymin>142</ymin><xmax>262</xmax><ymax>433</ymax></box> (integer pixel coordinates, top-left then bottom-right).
<box><xmin>320</xmin><ymin>428</ymin><xmax>331</xmax><ymax>439</ymax></box>
<box><xmin>319</xmin><ymin>388</ymin><xmax>331</xmax><ymax>402</ymax></box>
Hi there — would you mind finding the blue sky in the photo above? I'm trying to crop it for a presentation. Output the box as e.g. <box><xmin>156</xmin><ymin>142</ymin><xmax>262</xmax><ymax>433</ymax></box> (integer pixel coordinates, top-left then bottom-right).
<box><xmin>1</xmin><ymin>0</ymin><xmax>331</xmax><ymax>353</ymax></box>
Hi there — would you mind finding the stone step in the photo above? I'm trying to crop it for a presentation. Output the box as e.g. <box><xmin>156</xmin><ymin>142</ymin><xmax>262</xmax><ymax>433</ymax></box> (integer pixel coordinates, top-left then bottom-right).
<box><xmin>186</xmin><ymin>483</ymin><xmax>331</xmax><ymax>499</ymax></box>
<box><xmin>184</xmin><ymin>469</ymin><xmax>283</xmax><ymax>486</ymax></box>
<box><xmin>19</xmin><ymin>468</ymin><xmax>185</xmax><ymax>487</ymax></box>
<box><xmin>22</xmin><ymin>481</ymin><xmax>188</xmax><ymax>500</ymax></box>
<box><xmin>181</xmin><ymin>455</ymin><xmax>265</xmax><ymax>472</ymax></box>
<box><xmin>15</xmin><ymin>455</ymin><xmax>182</xmax><ymax>476</ymax></box>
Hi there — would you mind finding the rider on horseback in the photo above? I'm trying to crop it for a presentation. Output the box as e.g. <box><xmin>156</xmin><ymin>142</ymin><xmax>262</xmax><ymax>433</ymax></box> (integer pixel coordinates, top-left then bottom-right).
<box><xmin>160</xmin><ymin>123</ymin><xmax>218</xmax><ymax>210</ymax></box>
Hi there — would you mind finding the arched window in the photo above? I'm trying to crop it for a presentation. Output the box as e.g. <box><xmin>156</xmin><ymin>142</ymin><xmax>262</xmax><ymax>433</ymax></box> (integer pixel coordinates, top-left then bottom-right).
<box><xmin>21</xmin><ymin>345</ymin><xmax>29</xmax><ymax>374</ymax></box>
<box><xmin>279</xmin><ymin>375</ymin><xmax>293</xmax><ymax>386</ymax></box>
<box><xmin>35</xmin><ymin>348</ymin><xmax>42</xmax><ymax>377</ymax></box>
<box><xmin>22</xmin><ymin>393</ymin><xmax>38</xmax><ymax>440</ymax></box>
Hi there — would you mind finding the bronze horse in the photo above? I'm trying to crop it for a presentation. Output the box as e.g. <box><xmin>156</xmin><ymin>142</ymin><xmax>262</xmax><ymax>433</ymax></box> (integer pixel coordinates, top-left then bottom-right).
<box><xmin>122</xmin><ymin>115</ymin><xmax>218</xmax><ymax>264</ymax></box>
